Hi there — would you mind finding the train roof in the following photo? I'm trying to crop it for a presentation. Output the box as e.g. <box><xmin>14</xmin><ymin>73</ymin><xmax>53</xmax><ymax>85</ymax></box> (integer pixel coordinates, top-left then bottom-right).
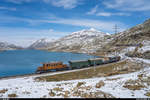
<box><xmin>41</xmin><ymin>61</ymin><xmax>62</xmax><ymax>64</ymax></box>
<box><xmin>69</xmin><ymin>59</ymin><xmax>89</xmax><ymax>63</ymax></box>
<box><xmin>88</xmin><ymin>58</ymin><xmax>104</xmax><ymax>60</ymax></box>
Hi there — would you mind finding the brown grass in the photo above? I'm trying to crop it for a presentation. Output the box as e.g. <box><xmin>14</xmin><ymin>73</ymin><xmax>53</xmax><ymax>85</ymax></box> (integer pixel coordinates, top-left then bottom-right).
<box><xmin>49</xmin><ymin>90</ymin><xmax>56</xmax><ymax>97</ymax></box>
<box><xmin>0</xmin><ymin>89</ymin><xmax>8</xmax><ymax>94</ymax></box>
<box><xmin>8</xmin><ymin>93</ymin><xmax>17</xmax><ymax>98</ymax></box>
<box><xmin>95</xmin><ymin>81</ymin><xmax>105</xmax><ymax>88</ymax></box>
<box><xmin>145</xmin><ymin>92</ymin><xmax>150</xmax><ymax>97</ymax></box>
<box><xmin>72</xmin><ymin>90</ymin><xmax>115</xmax><ymax>98</ymax></box>
<box><xmin>34</xmin><ymin>60</ymin><xmax>142</xmax><ymax>82</ymax></box>
<box><xmin>123</xmin><ymin>79</ymin><xmax>146</xmax><ymax>90</ymax></box>
<box><xmin>76</xmin><ymin>82</ymin><xmax>86</xmax><ymax>87</ymax></box>
<box><xmin>53</xmin><ymin>87</ymin><xmax>63</xmax><ymax>92</ymax></box>
<box><xmin>105</xmin><ymin>77</ymin><xmax>122</xmax><ymax>81</ymax></box>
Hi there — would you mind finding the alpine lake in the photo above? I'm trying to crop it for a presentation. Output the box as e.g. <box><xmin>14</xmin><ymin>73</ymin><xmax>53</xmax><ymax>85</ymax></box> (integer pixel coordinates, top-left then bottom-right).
<box><xmin>0</xmin><ymin>50</ymin><xmax>98</xmax><ymax>77</ymax></box>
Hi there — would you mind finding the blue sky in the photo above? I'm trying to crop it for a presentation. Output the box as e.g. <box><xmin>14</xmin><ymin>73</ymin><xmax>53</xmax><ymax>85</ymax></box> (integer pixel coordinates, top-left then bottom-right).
<box><xmin>0</xmin><ymin>0</ymin><xmax>150</xmax><ymax>47</ymax></box>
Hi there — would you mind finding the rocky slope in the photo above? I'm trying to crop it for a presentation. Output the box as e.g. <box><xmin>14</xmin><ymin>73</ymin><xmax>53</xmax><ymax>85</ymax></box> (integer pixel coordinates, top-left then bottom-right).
<box><xmin>0</xmin><ymin>42</ymin><xmax>23</xmax><ymax>51</ymax></box>
<box><xmin>96</xmin><ymin>19</ymin><xmax>150</xmax><ymax>57</ymax></box>
<box><xmin>28</xmin><ymin>28</ymin><xmax>111</xmax><ymax>53</ymax></box>
<box><xmin>27</xmin><ymin>38</ymin><xmax>55</xmax><ymax>49</ymax></box>
<box><xmin>46</xmin><ymin>28</ymin><xmax>111</xmax><ymax>53</ymax></box>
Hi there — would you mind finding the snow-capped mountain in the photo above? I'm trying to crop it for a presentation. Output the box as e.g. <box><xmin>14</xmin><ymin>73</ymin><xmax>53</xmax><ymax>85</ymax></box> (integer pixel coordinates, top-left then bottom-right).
<box><xmin>69</xmin><ymin>28</ymin><xmax>108</xmax><ymax>37</ymax></box>
<box><xmin>28</xmin><ymin>38</ymin><xmax>56</xmax><ymax>49</ymax></box>
<box><xmin>0</xmin><ymin>41</ymin><xmax>23</xmax><ymax>51</ymax></box>
<box><xmin>46</xmin><ymin>28</ymin><xmax>111</xmax><ymax>53</ymax></box>
<box><xmin>28</xmin><ymin>28</ymin><xmax>111</xmax><ymax>53</ymax></box>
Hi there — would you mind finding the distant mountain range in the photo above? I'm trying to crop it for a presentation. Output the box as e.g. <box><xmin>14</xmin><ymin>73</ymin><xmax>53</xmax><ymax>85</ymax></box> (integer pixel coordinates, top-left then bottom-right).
<box><xmin>27</xmin><ymin>38</ymin><xmax>56</xmax><ymax>49</ymax></box>
<box><xmin>0</xmin><ymin>42</ymin><xmax>23</xmax><ymax>51</ymax></box>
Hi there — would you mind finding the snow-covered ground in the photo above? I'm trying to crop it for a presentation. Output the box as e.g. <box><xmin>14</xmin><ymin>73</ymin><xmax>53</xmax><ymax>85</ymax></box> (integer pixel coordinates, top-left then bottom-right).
<box><xmin>0</xmin><ymin>58</ymin><xmax>150</xmax><ymax>98</ymax></box>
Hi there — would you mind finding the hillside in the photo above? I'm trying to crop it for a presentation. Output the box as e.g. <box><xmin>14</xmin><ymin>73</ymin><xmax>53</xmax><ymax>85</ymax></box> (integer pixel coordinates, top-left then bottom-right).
<box><xmin>97</xmin><ymin>19</ymin><xmax>150</xmax><ymax>56</ymax></box>
<box><xmin>0</xmin><ymin>41</ymin><xmax>23</xmax><ymax>51</ymax></box>
<box><xmin>28</xmin><ymin>38</ymin><xmax>55</xmax><ymax>49</ymax></box>
<box><xmin>29</xmin><ymin>28</ymin><xmax>111</xmax><ymax>54</ymax></box>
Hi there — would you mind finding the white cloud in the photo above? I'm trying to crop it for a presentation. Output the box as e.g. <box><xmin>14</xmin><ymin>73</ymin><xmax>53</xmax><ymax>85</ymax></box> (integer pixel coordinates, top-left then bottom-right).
<box><xmin>6</xmin><ymin>0</ymin><xmax>82</xmax><ymax>9</ymax></box>
<box><xmin>87</xmin><ymin>5</ymin><xmax>98</xmax><ymax>15</ymax></box>
<box><xmin>103</xmin><ymin>0</ymin><xmax>150</xmax><ymax>11</ymax></box>
<box><xmin>96</xmin><ymin>12</ymin><xmax>111</xmax><ymax>17</ymax></box>
<box><xmin>0</xmin><ymin>6</ymin><xmax>16</xmax><ymax>11</ymax></box>
<box><xmin>39</xmin><ymin>18</ymin><xmax>127</xmax><ymax>33</ymax></box>
<box><xmin>0</xmin><ymin>14</ymin><xmax>128</xmax><ymax>33</ymax></box>
<box><xmin>96</xmin><ymin>12</ymin><xmax>130</xmax><ymax>17</ymax></box>
<box><xmin>6</xmin><ymin>0</ymin><xmax>33</xmax><ymax>4</ymax></box>
<box><xmin>43</xmin><ymin>0</ymin><xmax>81</xmax><ymax>9</ymax></box>
<box><xmin>86</xmin><ymin>5</ymin><xmax>130</xmax><ymax>17</ymax></box>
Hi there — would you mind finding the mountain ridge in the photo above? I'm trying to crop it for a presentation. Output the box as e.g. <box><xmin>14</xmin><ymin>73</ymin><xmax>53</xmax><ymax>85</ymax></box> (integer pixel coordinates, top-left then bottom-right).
<box><xmin>0</xmin><ymin>41</ymin><xmax>23</xmax><ymax>51</ymax></box>
<box><xmin>28</xmin><ymin>28</ymin><xmax>111</xmax><ymax>53</ymax></box>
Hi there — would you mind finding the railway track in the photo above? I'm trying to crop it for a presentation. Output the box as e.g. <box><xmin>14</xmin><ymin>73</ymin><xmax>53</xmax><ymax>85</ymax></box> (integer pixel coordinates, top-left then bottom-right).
<box><xmin>0</xmin><ymin>71</ymin><xmax>65</xmax><ymax>80</ymax></box>
<box><xmin>0</xmin><ymin>59</ymin><xmax>125</xmax><ymax>80</ymax></box>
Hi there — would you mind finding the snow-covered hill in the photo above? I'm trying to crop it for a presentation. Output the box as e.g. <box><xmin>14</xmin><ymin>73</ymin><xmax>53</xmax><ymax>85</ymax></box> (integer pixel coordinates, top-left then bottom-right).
<box><xmin>27</xmin><ymin>28</ymin><xmax>111</xmax><ymax>53</ymax></box>
<box><xmin>0</xmin><ymin>41</ymin><xmax>23</xmax><ymax>51</ymax></box>
<box><xmin>46</xmin><ymin>28</ymin><xmax>111</xmax><ymax>53</ymax></box>
<box><xmin>28</xmin><ymin>38</ymin><xmax>56</xmax><ymax>49</ymax></box>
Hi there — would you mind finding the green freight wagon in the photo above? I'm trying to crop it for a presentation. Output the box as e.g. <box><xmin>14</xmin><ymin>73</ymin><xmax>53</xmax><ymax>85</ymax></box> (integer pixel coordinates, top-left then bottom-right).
<box><xmin>108</xmin><ymin>56</ymin><xmax>121</xmax><ymax>63</ymax></box>
<box><xmin>88</xmin><ymin>58</ymin><xmax>104</xmax><ymax>66</ymax></box>
<box><xmin>68</xmin><ymin>60</ymin><xmax>90</xmax><ymax>69</ymax></box>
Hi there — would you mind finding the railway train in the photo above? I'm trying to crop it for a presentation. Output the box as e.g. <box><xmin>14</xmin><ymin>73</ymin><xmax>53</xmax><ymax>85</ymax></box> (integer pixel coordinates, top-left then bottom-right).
<box><xmin>36</xmin><ymin>56</ymin><xmax>121</xmax><ymax>73</ymax></box>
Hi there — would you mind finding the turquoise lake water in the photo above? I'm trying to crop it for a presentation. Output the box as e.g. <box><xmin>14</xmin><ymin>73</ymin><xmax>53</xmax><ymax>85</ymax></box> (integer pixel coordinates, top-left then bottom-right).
<box><xmin>0</xmin><ymin>50</ymin><xmax>97</xmax><ymax>77</ymax></box>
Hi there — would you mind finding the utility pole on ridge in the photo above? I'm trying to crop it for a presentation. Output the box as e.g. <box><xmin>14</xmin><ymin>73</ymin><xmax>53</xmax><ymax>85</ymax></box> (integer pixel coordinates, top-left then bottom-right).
<box><xmin>113</xmin><ymin>24</ymin><xmax>120</xmax><ymax>34</ymax></box>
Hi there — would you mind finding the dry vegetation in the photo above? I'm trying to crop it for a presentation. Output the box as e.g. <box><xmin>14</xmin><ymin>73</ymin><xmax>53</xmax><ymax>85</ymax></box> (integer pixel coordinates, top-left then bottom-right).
<box><xmin>48</xmin><ymin>81</ymin><xmax>114</xmax><ymax>98</ymax></box>
<box><xmin>49</xmin><ymin>90</ymin><xmax>56</xmax><ymax>97</ymax></box>
<box><xmin>0</xmin><ymin>89</ymin><xmax>8</xmax><ymax>94</ymax></box>
<box><xmin>71</xmin><ymin>90</ymin><xmax>115</xmax><ymax>98</ymax></box>
<box><xmin>123</xmin><ymin>72</ymin><xmax>150</xmax><ymax>91</ymax></box>
<box><xmin>123</xmin><ymin>79</ymin><xmax>146</xmax><ymax>90</ymax></box>
<box><xmin>95</xmin><ymin>81</ymin><xmax>105</xmax><ymax>88</ymax></box>
<box><xmin>145</xmin><ymin>92</ymin><xmax>150</xmax><ymax>97</ymax></box>
<box><xmin>71</xmin><ymin>81</ymin><xmax>114</xmax><ymax>98</ymax></box>
<box><xmin>76</xmin><ymin>82</ymin><xmax>86</xmax><ymax>87</ymax></box>
<box><xmin>8</xmin><ymin>93</ymin><xmax>17</xmax><ymax>98</ymax></box>
<box><xmin>105</xmin><ymin>77</ymin><xmax>122</xmax><ymax>81</ymax></box>
<box><xmin>53</xmin><ymin>87</ymin><xmax>63</xmax><ymax>92</ymax></box>
<box><xmin>35</xmin><ymin>60</ymin><xmax>143</xmax><ymax>82</ymax></box>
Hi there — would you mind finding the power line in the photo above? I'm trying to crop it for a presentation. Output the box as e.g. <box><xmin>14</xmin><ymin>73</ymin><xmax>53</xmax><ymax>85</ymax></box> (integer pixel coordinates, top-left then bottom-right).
<box><xmin>113</xmin><ymin>24</ymin><xmax>120</xmax><ymax>34</ymax></box>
